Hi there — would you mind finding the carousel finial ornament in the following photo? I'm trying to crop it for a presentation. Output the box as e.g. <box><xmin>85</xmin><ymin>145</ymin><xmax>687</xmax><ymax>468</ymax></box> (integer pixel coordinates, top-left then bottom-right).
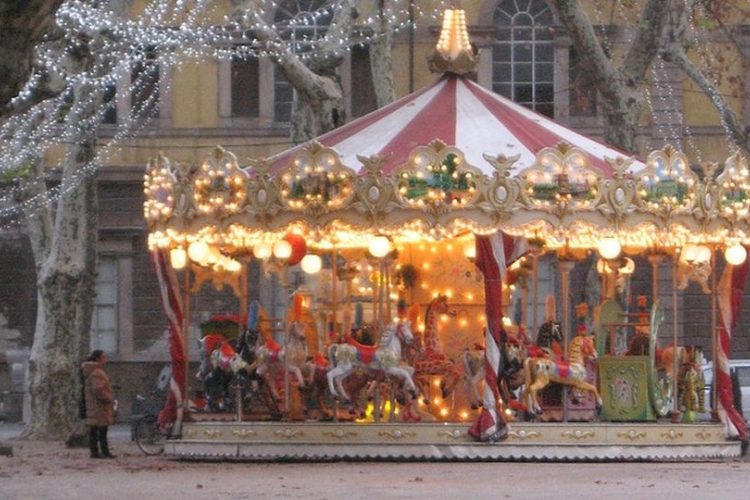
<box><xmin>428</xmin><ymin>7</ymin><xmax>478</xmax><ymax>76</ymax></box>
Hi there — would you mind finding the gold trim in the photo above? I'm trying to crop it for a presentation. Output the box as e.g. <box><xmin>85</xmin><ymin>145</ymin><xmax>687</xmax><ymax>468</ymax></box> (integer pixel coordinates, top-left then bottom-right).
<box><xmin>437</xmin><ymin>429</ymin><xmax>466</xmax><ymax>440</ymax></box>
<box><xmin>323</xmin><ymin>429</ymin><xmax>359</xmax><ymax>439</ymax></box>
<box><xmin>562</xmin><ymin>429</ymin><xmax>595</xmax><ymax>440</ymax></box>
<box><xmin>232</xmin><ymin>428</ymin><xmax>257</xmax><ymax>439</ymax></box>
<box><xmin>508</xmin><ymin>429</ymin><xmax>541</xmax><ymax>441</ymax></box>
<box><xmin>203</xmin><ymin>428</ymin><xmax>222</xmax><ymax>439</ymax></box>
<box><xmin>660</xmin><ymin>429</ymin><xmax>684</xmax><ymax>440</ymax></box>
<box><xmin>378</xmin><ymin>429</ymin><xmax>417</xmax><ymax>440</ymax></box>
<box><xmin>274</xmin><ymin>428</ymin><xmax>304</xmax><ymax>439</ymax></box>
<box><xmin>617</xmin><ymin>429</ymin><xmax>647</xmax><ymax>441</ymax></box>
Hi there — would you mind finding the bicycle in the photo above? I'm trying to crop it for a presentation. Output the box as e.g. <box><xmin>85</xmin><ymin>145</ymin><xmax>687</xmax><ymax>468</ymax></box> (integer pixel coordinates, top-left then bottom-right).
<box><xmin>133</xmin><ymin>413</ymin><xmax>171</xmax><ymax>455</ymax></box>
<box><xmin>131</xmin><ymin>365</ymin><xmax>172</xmax><ymax>455</ymax></box>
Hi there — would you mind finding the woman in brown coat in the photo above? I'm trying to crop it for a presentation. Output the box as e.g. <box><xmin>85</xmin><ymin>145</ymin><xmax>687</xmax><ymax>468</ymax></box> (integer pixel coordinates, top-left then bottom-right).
<box><xmin>81</xmin><ymin>350</ymin><xmax>116</xmax><ymax>458</ymax></box>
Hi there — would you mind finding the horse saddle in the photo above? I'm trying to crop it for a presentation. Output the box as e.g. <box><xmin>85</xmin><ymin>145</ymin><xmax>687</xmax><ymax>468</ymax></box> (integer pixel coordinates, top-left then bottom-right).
<box><xmin>347</xmin><ymin>336</ymin><xmax>378</xmax><ymax>364</ymax></box>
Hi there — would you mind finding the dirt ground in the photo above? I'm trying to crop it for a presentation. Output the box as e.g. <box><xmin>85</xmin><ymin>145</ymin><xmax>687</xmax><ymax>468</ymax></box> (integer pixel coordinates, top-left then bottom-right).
<box><xmin>2</xmin><ymin>423</ymin><xmax>750</xmax><ymax>500</ymax></box>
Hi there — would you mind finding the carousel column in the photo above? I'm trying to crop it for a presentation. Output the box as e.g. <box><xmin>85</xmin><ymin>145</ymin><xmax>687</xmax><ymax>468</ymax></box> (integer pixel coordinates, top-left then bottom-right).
<box><xmin>182</xmin><ymin>266</ymin><xmax>191</xmax><ymax>414</ymax></box>
<box><xmin>671</xmin><ymin>257</ymin><xmax>681</xmax><ymax>423</ymax></box>
<box><xmin>559</xmin><ymin>258</ymin><xmax>575</xmax><ymax>423</ymax></box>
<box><xmin>710</xmin><ymin>247</ymin><xmax>719</xmax><ymax>422</ymax></box>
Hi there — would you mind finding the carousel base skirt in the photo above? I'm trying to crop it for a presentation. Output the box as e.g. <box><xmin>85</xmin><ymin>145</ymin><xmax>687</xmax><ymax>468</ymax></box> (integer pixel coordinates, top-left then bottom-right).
<box><xmin>168</xmin><ymin>420</ymin><xmax>739</xmax><ymax>462</ymax></box>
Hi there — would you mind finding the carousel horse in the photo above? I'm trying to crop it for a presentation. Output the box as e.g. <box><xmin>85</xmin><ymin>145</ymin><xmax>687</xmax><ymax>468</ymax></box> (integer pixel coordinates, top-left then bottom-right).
<box><xmin>197</xmin><ymin>333</ymin><xmax>250</xmax><ymax>412</ymax></box>
<box><xmin>522</xmin><ymin>335</ymin><xmax>602</xmax><ymax>416</ymax></box>
<box><xmin>405</xmin><ymin>296</ymin><xmax>462</xmax><ymax>404</ymax></box>
<box><xmin>255</xmin><ymin>320</ymin><xmax>309</xmax><ymax>402</ymax></box>
<box><xmin>461</xmin><ymin>332</ymin><xmax>530</xmax><ymax>414</ymax></box>
<box><xmin>679</xmin><ymin>361</ymin><xmax>706</xmax><ymax>421</ymax></box>
<box><xmin>326</xmin><ymin>320</ymin><xmax>418</xmax><ymax>406</ymax></box>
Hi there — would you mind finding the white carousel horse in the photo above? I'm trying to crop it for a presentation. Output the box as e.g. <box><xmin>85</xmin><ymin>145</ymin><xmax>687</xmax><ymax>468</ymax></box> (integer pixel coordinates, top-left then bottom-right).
<box><xmin>255</xmin><ymin>321</ymin><xmax>309</xmax><ymax>400</ymax></box>
<box><xmin>521</xmin><ymin>335</ymin><xmax>602</xmax><ymax>415</ymax></box>
<box><xmin>326</xmin><ymin>320</ymin><xmax>418</xmax><ymax>404</ymax></box>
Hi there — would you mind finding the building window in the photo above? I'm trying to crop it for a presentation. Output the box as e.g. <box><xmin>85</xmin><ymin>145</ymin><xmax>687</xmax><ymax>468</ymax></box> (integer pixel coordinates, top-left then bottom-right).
<box><xmin>273</xmin><ymin>0</ymin><xmax>334</xmax><ymax>123</ymax></box>
<box><xmin>102</xmin><ymin>84</ymin><xmax>117</xmax><ymax>124</ymax></box>
<box><xmin>350</xmin><ymin>45</ymin><xmax>377</xmax><ymax>118</ymax></box>
<box><xmin>492</xmin><ymin>0</ymin><xmax>554</xmax><ymax>117</ymax></box>
<box><xmin>231</xmin><ymin>53</ymin><xmax>260</xmax><ymax>118</ymax></box>
<box><xmin>91</xmin><ymin>258</ymin><xmax>118</xmax><ymax>354</ymax></box>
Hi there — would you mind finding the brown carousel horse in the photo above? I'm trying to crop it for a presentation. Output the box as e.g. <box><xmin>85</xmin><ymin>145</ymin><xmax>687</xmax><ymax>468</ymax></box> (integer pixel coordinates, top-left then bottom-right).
<box><xmin>404</xmin><ymin>296</ymin><xmax>462</xmax><ymax>405</ymax></box>
<box><xmin>522</xmin><ymin>334</ymin><xmax>602</xmax><ymax>416</ymax></box>
<box><xmin>462</xmin><ymin>330</ymin><xmax>530</xmax><ymax>416</ymax></box>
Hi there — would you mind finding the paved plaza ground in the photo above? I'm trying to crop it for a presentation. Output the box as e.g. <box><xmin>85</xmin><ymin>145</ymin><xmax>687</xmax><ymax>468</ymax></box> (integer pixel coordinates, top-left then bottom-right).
<box><xmin>2</xmin><ymin>422</ymin><xmax>750</xmax><ymax>500</ymax></box>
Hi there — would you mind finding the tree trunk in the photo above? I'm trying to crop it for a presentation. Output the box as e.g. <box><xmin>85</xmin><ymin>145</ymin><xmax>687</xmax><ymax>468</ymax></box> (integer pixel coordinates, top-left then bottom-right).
<box><xmin>23</xmin><ymin>48</ymin><xmax>100</xmax><ymax>440</ymax></box>
<box><xmin>369</xmin><ymin>1</ymin><xmax>395</xmax><ymax>108</ymax></box>
<box><xmin>550</xmin><ymin>0</ymin><xmax>671</xmax><ymax>155</ymax></box>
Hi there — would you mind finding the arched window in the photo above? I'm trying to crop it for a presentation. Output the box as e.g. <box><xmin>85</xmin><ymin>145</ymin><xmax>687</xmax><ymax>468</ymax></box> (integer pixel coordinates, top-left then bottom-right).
<box><xmin>273</xmin><ymin>0</ymin><xmax>334</xmax><ymax>123</ymax></box>
<box><xmin>492</xmin><ymin>0</ymin><xmax>554</xmax><ymax>117</ymax></box>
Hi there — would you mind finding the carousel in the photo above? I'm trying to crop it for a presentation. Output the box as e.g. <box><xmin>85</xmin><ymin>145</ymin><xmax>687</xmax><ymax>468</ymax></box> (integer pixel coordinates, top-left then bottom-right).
<box><xmin>142</xmin><ymin>8</ymin><xmax>749</xmax><ymax>461</ymax></box>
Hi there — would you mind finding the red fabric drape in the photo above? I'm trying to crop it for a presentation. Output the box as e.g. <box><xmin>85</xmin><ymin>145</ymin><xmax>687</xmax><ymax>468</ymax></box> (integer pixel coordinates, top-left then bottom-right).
<box><xmin>151</xmin><ymin>250</ymin><xmax>186</xmax><ymax>434</ymax></box>
<box><xmin>468</xmin><ymin>232</ymin><xmax>526</xmax><ymax>442</ymax></box>
<box><xmin>717</xmin><ymin>259</ymin><xmax>748</xmax><ymax>440</ymax></box>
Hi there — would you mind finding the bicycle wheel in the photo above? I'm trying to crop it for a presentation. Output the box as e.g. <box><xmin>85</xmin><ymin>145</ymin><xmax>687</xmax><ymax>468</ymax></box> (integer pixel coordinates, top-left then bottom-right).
<box><xmin>134</xmin><ymin>415</ymin><xmax>165</xmax><ymax>455</ymax></box>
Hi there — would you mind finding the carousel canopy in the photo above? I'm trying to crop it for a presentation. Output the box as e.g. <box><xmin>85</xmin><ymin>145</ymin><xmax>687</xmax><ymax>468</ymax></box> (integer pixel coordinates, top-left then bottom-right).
<box><xmin>143</xmin><ymin>6</ymin><xmax>750</xmax><ymax>267</ymax></box>
<box><xmin>267</xmin><ymin>74</ymin><xmax>644</xmax><ymax>177</ymax></box>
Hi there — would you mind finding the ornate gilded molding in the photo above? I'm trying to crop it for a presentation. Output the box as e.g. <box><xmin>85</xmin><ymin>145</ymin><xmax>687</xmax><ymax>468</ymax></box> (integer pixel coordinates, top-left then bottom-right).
<box><xmin>232</xmin><ymin>428</ymin><xmax>257</xmax><ymax>439</ymax></box>
<box><xmin>323</xmin><ymin>428</ymin><xmax>359</xmax><ymax>439</ymax></box>
<box><xmin>377</xmin><ymin>429</ymin><xmax>417</xmax><ymax>440</ymax></box>
<box><xmin>508</xmin><ymin>429</ymin><xmax>541</xmax><ymax>441</ymax></box>
<box><xmin>660</xmin><ymin>428</ymin><xmax>684</xmax><ymax>440</ymax></box>
<box><xmin>617</xmin><ymin>429</ymin><xmax>647</xmax><ymax>441</ymax></box>
<box><xmin>274</xmin><ymin>428</ymin><xmax>304</xmax><ymax>439</ymax></box>
<box><xmin>562</xmin><ymin>429</ymin><xmax>596</xmax><ymax>440</ymax></box>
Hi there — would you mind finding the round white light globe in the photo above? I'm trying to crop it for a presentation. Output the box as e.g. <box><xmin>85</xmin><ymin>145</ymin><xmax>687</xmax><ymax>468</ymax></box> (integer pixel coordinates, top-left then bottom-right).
<box><xmin>369</xmin><ymin>235</ymin><xmax>391</xmax><ymax>258</ymax></box>
<box><xmin>187</xmin><ymin>240</ymin><xmax>209</xmax><ymax>263</ymax></box>
<box><xmin>169</xmin><ymin>247</ymin><xmax>187</xmax><ymax>270</ymax></box>
<box><xmin>273</xmin><ymin>239</ymin><xmax>293</xmax><ymax>260</ymax></box>
<box><xmin>300</xmin><ymin>254</ymin><xmax>322</xmax><ymax>274</ymax></box>
<box><xmin>253</xmin><ymin>242</ymin><xmax>272</xmax><ymax>260</ymax></box>
<box><xmin>598</xmin><ymin>237</ymin><xmax>621</xmax><ymax>260</ymax></box>
<box><xmin>725</xmin><ymin>244</ymin><xmax>747</xmax><ymax>266</ymax></box>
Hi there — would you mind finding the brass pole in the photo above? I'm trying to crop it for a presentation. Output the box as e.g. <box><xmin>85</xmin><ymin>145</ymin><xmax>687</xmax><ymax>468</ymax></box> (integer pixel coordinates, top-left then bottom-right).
<box><xmin>182</xmin><ymin>267</ymin><xmax>191</xmax><ymax>414</ymax></box>
<box><xmin>671</xmin><ymin>257</ymin><xmax>681</xmax><ymax>423</ymax></box>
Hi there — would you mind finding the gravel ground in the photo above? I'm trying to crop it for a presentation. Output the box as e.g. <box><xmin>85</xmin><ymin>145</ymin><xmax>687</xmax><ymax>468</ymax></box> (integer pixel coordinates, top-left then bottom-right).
<box><xmin>2</xmin><ymin>422</ymin><xmax>750</xmax><ymax>500</ymax></box>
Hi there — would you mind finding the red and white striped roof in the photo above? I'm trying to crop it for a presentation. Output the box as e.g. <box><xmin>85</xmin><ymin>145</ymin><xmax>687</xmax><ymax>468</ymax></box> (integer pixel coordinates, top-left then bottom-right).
<box><xmin>267</xmin><ymin>74</ymin><xmax>644</xmax><ymax>176</ymax></box>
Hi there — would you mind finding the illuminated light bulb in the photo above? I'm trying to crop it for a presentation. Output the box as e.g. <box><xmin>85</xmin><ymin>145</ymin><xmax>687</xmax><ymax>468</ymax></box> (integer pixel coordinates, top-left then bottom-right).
<box><xmin>300</xmin><ymin>254</ymin><xmax>322</xmax><ymax>274</ymax></box>
<box><xmin>725</xmin><ymin>244</ymin><xmax>747</xmax><ymax>266</ymax></box>
<box><xmin>169</xmin><ymin>247</ymin><xmax>187</xmax><ymax>270</ymax></box>
<box><xmin>253</xmin><ymin>242</ymin><xmax>273</xmax><ymax>260</ymax></box>
<box><xmin>696</xmin><ymin>245</ymin><xmax>712</xmax><ymax>264</ymax></box>
<box><xmin>369</xmin><ymin>235</ymin><xmax>391</xmax><ymax>258</ymax></box>
<box><xmin>598</xmin><ymin>237</ymin><xmax>621</xmax><ymax>260</ymax></box>
<box><xmin>273</xmin><ymin>240</ymin><xmax>292</xmax><ymax>260</ymax></box>
<box><xmin>187</xmin><ymin>240</ymin><xmax>209</xmax><ymax>263</ymax></box>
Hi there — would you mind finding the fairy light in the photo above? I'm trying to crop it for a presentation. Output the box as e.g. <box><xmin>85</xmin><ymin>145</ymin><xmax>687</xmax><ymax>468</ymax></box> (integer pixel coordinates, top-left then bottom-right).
<box><xmin>0</xmin><ymin>0</ymin><xmax>448</xmax><ymax>231</ymax></box>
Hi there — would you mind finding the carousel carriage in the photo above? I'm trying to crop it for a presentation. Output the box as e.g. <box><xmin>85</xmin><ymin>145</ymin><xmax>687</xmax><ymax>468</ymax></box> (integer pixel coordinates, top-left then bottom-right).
<box><xmin>142</xmin><ymin>8</ymin><xmax>748</xmax><ymax>460</ymax></box>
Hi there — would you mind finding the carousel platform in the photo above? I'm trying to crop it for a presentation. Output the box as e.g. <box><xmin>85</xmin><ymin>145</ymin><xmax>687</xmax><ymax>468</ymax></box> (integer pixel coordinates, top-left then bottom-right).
<box><xmin>166</xmin><ymin>419</ymin><xmax>740</xmax><ymax>462</ymax></box>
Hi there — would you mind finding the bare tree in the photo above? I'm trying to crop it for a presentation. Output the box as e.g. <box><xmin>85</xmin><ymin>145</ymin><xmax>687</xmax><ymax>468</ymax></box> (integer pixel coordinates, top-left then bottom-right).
<box><xmin>551</xmin><ymin>0</ymin><xmax>750</xmax><ymax>157</ymax></box>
